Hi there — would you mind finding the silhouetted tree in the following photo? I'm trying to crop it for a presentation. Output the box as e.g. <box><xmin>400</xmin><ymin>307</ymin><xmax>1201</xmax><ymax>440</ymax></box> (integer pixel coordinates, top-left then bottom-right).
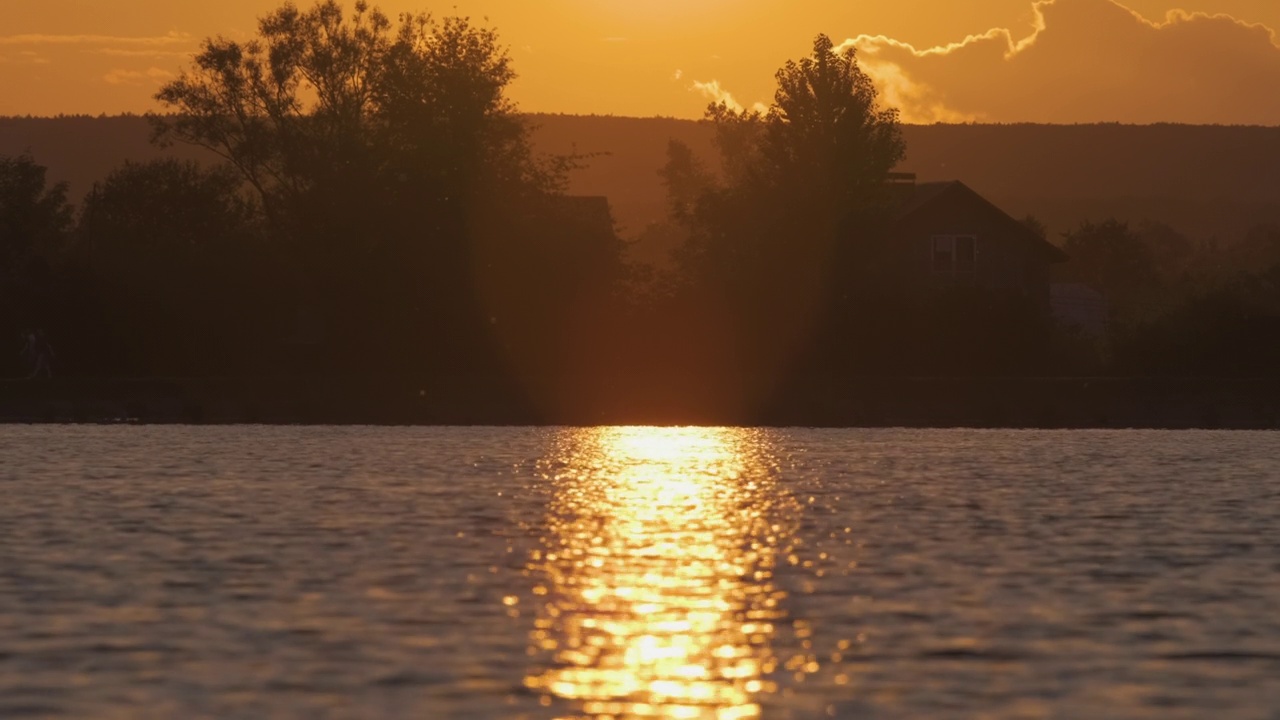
<box><xmin>79</xmin><ymin>160</ymin><xmax>257</xmax><ymax>262</ymax></box>
<box><xmin>663</xmin><ymin>35</ymin><xmax>906</xmax><ymax>382</ymax></box>
<box><xmin>658</xmin><ymin>139</ymin><xmax>712</xmax><ymax>225</ymax></box>
<box><xmin>73</xmin><ymin>159</ymin><xmax>272</xmax><ymax>374</ymax></box>
<box><xmin>0</xmin><ymin>155</ymin><xmax>73</xmax><ymax>375</ymax></box>
<box><xmin>152</xmin><ymin>1</ymin><xmax>392</xmax><ymax>235</ymax></box>
<box><xmin>1213</xmin><ymin>223</ymin><xmax>1280</xmax><ymax>279</ymax></box>
<box><xmin>673</xmin><ymin>35</ymin><xmax>906</xmax><ymax>268</ymax></box>
<box><xmin>153</xmin><ymin>1</ymin><xmax>558</xmax><ymax>235</ymax></box>
<box><xmin>1135</xmin><ymin>220</ymin><xmax>1198</xmax><ymax>283</ymax></box>
<box><xmin>1114</xmin><ymin>280</ymin><xmax>1280</xmax><ymax>376</ymax></box>
<box><xmin>1060</xmin><ymin>219</ymin><xmax>1160</xmax><ymax>317</ymax></box>
<box><xmin>1053</xmin><ymin>216</ymin><xmax>1280</xmax><ymax>375</ymax></box>
<box><xmin>153</xmin><ymin>0</ymin><xmax>614</xmax><ymax>375</ymax></box>
<box><xmin>0</xmin><ymin>154</ymin><xmax>72</xmax><ymax>269</ymax></box>
<box><xmin>758</xmin><ymin>35</ymin><xmax>906</xmax><ymax>210</ymax></box>
<box><xmin>1022</xmin><ymin>215</ymin><xmax>1049</xmax><ymax>241</ymax></box>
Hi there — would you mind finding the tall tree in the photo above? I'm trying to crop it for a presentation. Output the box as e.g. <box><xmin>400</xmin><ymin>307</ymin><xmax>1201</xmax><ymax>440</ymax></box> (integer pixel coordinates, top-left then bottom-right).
<box><xmin>154</xmin><ymin>1</ymin><xmax>621</xmax><ymax>375</ymax></box>
<box><xmin>153</xmin><ymin>1</ymin><xmax>559</xmax><ymax>237</ymax></box>
<box><xmin>673</xmin><ymin>35</ymin><xmax>905</xmax><ymax>282</ymax></box>
<box><xmin>761</xmin><ymin>34</ymin><xmax>906</xmax><ymax>208</ymax></box>
<box><xmin>665</xmin><ymin>35</ymin><xmax>906</xmax><ymax>379</ymax></box>
<box><xmin>154</xmin><ymin>1</ymin><xmax>382</xmax><ymax>223</ymax></box>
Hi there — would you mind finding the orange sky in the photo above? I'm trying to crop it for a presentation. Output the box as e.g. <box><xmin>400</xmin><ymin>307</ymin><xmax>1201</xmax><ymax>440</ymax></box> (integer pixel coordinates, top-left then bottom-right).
<box><xmin>2</xmin><ymin>0</ymin><xmax>1279</xmax><ymax>123</ymax></box>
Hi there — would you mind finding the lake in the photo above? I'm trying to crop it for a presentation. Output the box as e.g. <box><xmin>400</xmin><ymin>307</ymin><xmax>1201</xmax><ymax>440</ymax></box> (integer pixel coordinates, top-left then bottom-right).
<box><xmin>1</xmin><ymin>426</ymin><xmax>1278</xmax><ymax>718</ymax></box>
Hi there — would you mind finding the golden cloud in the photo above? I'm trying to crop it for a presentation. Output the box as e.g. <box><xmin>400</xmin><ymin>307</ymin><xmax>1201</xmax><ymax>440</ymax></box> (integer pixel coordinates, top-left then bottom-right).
<box><xmin>0</xmin><ymin>32</ymin><xmax>194</xmax><ymax>47</ymax></box>
<box><xmin>845</xmin><ymin>0</ymin><xmax>1280</xmax><ymax>124</ymax></box>
<box><xmin>0</xmin><ymin>31</ymin><xmax>196</xmax><ymax>71</ymax></box>
<box><xmin>690</xmin><ymin>78</ymin><xmax>767</xmax><ymax>114</ymax></box>
<box><xmin>103</xmin><ymin>67</ymin><xmax>176</xmax><ymax>86</ymax></box>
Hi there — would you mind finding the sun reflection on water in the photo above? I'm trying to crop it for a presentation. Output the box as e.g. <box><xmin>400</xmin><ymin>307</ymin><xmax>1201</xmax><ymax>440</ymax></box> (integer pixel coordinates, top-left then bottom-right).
<box><xmin>525</xmin><ymin>427</ymin><xmax>796</xmax><ymax>719</ymax></box>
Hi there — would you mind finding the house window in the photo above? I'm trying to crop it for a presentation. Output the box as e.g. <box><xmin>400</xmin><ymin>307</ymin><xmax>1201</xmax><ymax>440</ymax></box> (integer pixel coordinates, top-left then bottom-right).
<box><xmin>932</xmin><ymin>235</ymin><xmax>977</xmax><ymax>276</ymax></box>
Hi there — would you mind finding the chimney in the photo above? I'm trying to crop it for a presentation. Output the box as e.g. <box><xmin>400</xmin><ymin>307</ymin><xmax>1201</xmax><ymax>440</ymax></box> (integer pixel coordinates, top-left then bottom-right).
<box><xmin>885</xmin><ymin>171</ymin><xmax>917</xmax><ymax>207</ymax></box>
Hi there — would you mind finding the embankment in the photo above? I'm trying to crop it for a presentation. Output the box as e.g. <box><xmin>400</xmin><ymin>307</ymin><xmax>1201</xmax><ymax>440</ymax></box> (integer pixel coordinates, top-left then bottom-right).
<box><xmin>2</xmin><ymin>376</ymin><xmax>1278</xmax><ymax>429</ymax></box>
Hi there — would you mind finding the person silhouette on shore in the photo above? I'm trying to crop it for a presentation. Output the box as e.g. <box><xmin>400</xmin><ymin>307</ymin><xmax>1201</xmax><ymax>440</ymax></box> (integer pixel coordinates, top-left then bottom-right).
<box><xmin>20</xmin><ymin>329</ymin><xmax>54</xmax><ymax>379</ymax></box>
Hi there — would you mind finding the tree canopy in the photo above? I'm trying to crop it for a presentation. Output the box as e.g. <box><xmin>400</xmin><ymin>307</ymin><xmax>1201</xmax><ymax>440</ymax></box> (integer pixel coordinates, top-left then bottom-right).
<box><xmin>660</xmin><ymin>35</ymin><xmax>907</xmax><ymax>380</ymax></box>
<box><xmin>151</xmin><ymin>1</ymin><xmax>623</xmax><ymax>375</ymax></box>
<box><xmin>0</xmin><ymin>155</ymin><xmax>73</xmax><ymax>351</ymax></box>
<box><xmin>0</xmin><ymin>154</ymin><xmax>72</xmax><ymax>269</ymax></box>
<box><xmin>671</xmin><ymin>35</ymin><xmax>905</xmax><ymax>283</ymax></box>
<box><xmin>760</xmin><ymin>35</ymin><xmax>906</xmax><ymax>204</ymax></box>
<box><xmin>152</xmin><ymin>0</ymin><xmax>551</xmax><ymax>241</ymax></box>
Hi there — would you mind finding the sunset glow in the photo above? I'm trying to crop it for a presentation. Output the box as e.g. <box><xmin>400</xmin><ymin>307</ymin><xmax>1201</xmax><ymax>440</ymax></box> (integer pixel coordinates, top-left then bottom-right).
<box><xmin>3</xmin><ymin>0</ymin><xmax>1279</xmax><ymax>123</ymax></box>
<box><xmin>525</xmin><ymin>427</ymin><xmax>803</xmax><ymax>718</ymax></box>
<box><xmin>5</xmin><ymin>0</ymin><xmax>1280</xmax><ymax>715</ymax></box>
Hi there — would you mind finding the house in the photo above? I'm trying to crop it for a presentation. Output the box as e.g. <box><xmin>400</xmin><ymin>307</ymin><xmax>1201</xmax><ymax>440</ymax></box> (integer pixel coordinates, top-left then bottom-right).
<box><xmin>878</xmin><ymin>176</ymin><xmax>1068</xmax><ymax>304</ymax></box>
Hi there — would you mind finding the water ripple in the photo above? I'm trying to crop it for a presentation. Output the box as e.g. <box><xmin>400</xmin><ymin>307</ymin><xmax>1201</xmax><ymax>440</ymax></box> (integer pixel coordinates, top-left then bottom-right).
<box><xmin>0</xmin><ymin>426</ymin><xmax>1277</xmax><ymax>718</ymax></box>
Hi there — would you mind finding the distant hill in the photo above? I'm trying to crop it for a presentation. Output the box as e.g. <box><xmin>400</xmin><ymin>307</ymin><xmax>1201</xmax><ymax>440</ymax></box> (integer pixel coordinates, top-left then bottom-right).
<box><xmin>899</xmin><ymin>123</ymin><xmax>1280</xmax><ymax>245</ymax></box>
<box><xmin>531</xmin><ymin>116</ymin><xmax>1280</xmax><ymax>246</ymax></box>
<box><xmin>0</xmin><ymin>115</ymin><xmax>209</xmax><ymax>199</ymax></box>
<box><xmin>4</xmin><ymin>115</ymin><xmax>1280</xmax><ymax>249</ymax></box>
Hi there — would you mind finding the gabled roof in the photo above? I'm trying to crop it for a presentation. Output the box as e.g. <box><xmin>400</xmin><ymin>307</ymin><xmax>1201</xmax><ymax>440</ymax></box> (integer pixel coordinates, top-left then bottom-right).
<box><xmin>893</xmin><ymin>181</ymin><xmax>956</xmax><ymax>220</ymax></box>
<box><xmin>893</xmin><ymin>181</ymin><xmax>1068</xmax><ymax>263</ymax></box>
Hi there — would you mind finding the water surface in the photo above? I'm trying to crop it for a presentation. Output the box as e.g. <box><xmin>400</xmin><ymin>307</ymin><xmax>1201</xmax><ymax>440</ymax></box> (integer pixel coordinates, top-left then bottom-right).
<box><xmin>2</xmin><ymin>426</ymin><xmax>1278</xmax><ymax>718</ymax></box>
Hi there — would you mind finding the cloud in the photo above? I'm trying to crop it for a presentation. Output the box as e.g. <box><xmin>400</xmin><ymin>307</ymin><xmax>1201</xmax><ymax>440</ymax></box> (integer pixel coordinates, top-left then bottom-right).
<box><xmin>0</xmin><ymin>31</ymin><xmax>196</xmax><ymax>68</ymax></box>
<box><xmin>90</xmin><ymin>48</ymin><xmax>193</xmax><ymax>59</ymax></box>
<box><xmin>844</xmin><ymin>0</ymin><xmax>1280</xmax><ymax>124</ymax></box>
<box><xmin>691</xmin><ymin>79</ymin><xmax>744</xmax><ymax>112</ymax></box>
<box><xmin>0</xmin><ymin>50</ymin><xmax>51</xmax><ymax>66</ymax></box>
<box><xmin>103</xmin><ymin>67</ymin><xmax>175</xmax><ymax>86</ymax></box>
<box><xmin>849</xmin><ymin>49</ymin><xmax>981</xmax><ymax>124</ymax></box>
<box><xmin>0</xmin><ymin>32</ymin><xmax>193</xmax><ymax>47</ymax></box>
<box><xmin>690</xmin><ymin>78</ymin><xmax>767</xmax><ymax>114</ymax></box>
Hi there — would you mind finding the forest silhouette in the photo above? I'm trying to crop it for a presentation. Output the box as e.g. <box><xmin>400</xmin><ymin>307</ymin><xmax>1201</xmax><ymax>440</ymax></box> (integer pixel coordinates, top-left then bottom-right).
<box><xmin>3</xmin><ymin>0</ymin><xmax>1280</xmax><ymax>423</ymax></box>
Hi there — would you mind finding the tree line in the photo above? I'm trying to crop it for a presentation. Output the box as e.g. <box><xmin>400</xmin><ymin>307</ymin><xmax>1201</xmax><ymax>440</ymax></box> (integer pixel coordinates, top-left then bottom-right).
<box><xmin>2</xmin><ymin>2</ymin><xmax>633</xmax><ymax>384</ymax></box>
<box><xmin>1053</xmin><ymin>218</ymin><xmax>1280</xmax><ymax>375</ymax></box>
<box><xmin>3</xmin><ymin>0</ymin><xmax>1279</xmax><ymax>390</ymax></box>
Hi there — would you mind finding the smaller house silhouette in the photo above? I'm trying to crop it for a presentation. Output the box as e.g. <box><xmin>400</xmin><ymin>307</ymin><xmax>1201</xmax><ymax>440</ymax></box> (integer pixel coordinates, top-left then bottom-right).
<box><xmin>1050</xmin><ymin>282</ymin><xmax>1109</xmax><ymax>337</ymax></box>
<box><xmin>880</xmin><ymin>177</ymin><xmax>1068</xmax><ymax>304</ymax></box>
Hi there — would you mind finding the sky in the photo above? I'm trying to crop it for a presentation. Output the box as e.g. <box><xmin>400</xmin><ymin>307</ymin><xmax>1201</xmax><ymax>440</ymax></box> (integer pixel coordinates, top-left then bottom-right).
<box><xmin>2</xmin><ymin>0</ymin><xmax>1279</xmax><ymax>124</ymax></box>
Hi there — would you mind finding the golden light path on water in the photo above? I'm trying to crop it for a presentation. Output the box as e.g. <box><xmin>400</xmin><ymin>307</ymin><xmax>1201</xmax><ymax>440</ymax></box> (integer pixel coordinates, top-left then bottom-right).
<box><xmin>524</xmin><ymin>427</ymin><xmax>800</xmax><ymax>720</ymax></box>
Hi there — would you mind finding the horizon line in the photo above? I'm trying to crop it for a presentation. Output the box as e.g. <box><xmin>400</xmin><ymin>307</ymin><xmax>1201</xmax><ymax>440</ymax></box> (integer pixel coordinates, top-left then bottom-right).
<box><xmin>3</xmin><ymin>112</ymin><xmax>1280</xmax><ymax>130</ymax></box>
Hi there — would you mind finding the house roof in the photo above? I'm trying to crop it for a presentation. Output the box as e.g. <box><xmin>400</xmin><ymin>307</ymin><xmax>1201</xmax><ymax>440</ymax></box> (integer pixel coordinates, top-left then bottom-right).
<box><xmin>894</xmin><ymin>181</ymin><xmax>1068</xmax><ymax>263</ymax></box>
<box><xmin>893</xmin><ymin>181</ymin><xmax>955</xmax><ymax>219</ymax></box>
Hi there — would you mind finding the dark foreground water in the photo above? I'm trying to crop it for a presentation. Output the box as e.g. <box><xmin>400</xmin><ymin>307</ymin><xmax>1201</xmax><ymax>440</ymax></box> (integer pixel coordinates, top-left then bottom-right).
<box><xmin>1</xmin><ymin>427</ymin><xmax>1278</xmax><ymax>719</ymax></box>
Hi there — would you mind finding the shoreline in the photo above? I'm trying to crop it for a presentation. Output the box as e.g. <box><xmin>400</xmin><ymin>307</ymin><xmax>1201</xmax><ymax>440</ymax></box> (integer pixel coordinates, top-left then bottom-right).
<box><xmin>3</xmin><ymin>376</ymin><xmax>1279</xmax><ymax>429</ymax></box>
